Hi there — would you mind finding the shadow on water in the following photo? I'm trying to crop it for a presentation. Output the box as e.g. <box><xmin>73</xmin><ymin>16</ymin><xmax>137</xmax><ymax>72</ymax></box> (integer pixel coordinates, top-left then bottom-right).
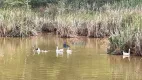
<box><xmin>0</xmin><ymin>34</ymin><xmax>142</xmax><ymax>80</ymax></box>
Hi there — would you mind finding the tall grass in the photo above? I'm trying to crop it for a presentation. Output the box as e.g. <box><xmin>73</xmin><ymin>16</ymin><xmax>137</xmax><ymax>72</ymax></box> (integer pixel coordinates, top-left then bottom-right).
<box><xmin>0</xmin><ymin>6</ymin><xmax>141</xmax><ymax>38</ymax></box>
<box><xmin>0</xmin><ymin>6</ymin><xmax>122</xmax><ymax>37</ymax></box>
<box><xmin>108</xmin><ymin>9</ymin><xmax>142</xmax><ymax>56</ymax></box>
<box><xmin>0</xmin><ymin>8</ymin><xmax>45</xmax><ymax>37</ymax></box>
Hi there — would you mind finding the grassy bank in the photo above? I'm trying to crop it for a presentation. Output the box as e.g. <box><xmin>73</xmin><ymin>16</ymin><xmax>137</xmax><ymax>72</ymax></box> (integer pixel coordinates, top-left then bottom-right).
<box><xmin>107</xmin><ymin>10</ymin><xmax>142</xmax><ymax>56</ymax></box>
<box><xmin>0</xmin><ymin>6</ymin><xmax>135</xmax><ymax>38</ymax></box>
<box><xmin>0</xmin><ymin>8</ymin><xmax>41</xmax><ymax>37</ymax></box>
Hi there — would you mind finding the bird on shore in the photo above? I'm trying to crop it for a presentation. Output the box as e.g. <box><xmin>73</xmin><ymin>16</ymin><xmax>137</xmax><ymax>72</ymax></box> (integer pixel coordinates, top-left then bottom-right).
<box><xmin>123</xmin><ymin>49</ymin><xmax>130</xmax><ymax>56</ymax></box>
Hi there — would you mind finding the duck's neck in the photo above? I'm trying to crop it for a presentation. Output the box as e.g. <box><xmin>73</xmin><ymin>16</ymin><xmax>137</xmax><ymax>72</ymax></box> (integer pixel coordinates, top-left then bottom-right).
<box><xmin>128</xmin><ymin>49</ymin><xmax>130</xmax><ymax>53</ymax></box>
<box><xmin>56</xmin><ymin>46</ymin><xmax>58</xmax><ymax>50</ymax></box>
<box><xmin>37</xmin><ymin>48</ymin><xmax>40</xmax><ymax>51</ymax></box>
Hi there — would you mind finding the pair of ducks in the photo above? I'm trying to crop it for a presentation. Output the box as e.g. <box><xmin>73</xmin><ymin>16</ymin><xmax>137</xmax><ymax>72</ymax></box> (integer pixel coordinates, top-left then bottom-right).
<box><xmin>56</xmin><ymin>46</ymin><xmax>72</xmax><ymax>53</ymax></box>
<box><xmin>34</xmin><ymin>46</ymin><xmax>72</xmax><ymax>53</ymax></box>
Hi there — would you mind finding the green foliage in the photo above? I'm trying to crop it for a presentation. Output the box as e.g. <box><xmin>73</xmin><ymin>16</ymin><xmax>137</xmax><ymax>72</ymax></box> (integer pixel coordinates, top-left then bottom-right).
<box><xmin>3</xmin><ymin>0</ymin><xmax>26</xmax><ymax>7</ymax></box>
<box><xmin>1</xmin><ymin>0</ymin><xmax>142</xmax><ymax>10</ymax></box>
<box><xmin>29</xmin><ymin>0</ymin><xmax>58</xmax><ymax>8</ymax></box>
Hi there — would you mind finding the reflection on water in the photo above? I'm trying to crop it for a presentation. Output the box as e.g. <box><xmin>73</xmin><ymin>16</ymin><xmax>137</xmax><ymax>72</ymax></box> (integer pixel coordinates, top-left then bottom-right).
<box><xmin>109</xmin><ymin>55</ymin><xmax>142</xmax><ymax>80</ymax></box>
<box><xmin>0</xmin><ymin>34</ymin><xmax>142</xmax><ymax>80</ymax></box>
<box><xmin>56</xmin><ymin>51</ymin><xmax>63</xmax><ymax>57</ymax></box>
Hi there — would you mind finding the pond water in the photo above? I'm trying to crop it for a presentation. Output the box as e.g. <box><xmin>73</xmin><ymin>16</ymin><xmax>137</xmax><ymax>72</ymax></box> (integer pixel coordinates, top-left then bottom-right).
<box><xmin>0</xmin><ymin>33</ymin><xmax>142</xmax><ymax>80</ymax></box>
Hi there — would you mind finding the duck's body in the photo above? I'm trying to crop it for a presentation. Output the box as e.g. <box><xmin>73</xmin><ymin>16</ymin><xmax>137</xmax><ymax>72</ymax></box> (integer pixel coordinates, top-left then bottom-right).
<box><xmin>123</xmin><ymin>49</ymin><xmax>130</xmax><ymax>56</ymax></box>
<box><xmin>35</xmin><ymin>48</ymin><xmax>40</xmax><ymax>52</ymax></box>
<box><xmin>63</xmin><ymin>42</ymin><xmax>70</xmax><ymax>48</ymax></box>
<box><xmin>67</xmin><ymin>48</ymin><xmax>72</xmax><ymax>54</ymax></box>
<box><xmin>56</xmin><ymin>46</ymin><xmax>63</xmax><ymax>57</ymax></box>
<box><xmin>66</xmin><ymin>48</ymin><xmax>72</xmax><ymax>58</ymax></box>
<box><xmin>34</xmin><ymin>48</ymin><xmax>48</xmax><ymax>53</ymax></box>
<box><xmin>123</xmin><ymin>55</ymin><xmax>130</xmax><ymax>61</ymax></box>
<box><xmin>56</xmin><ymin>46</ymin><xmax>63</xmax><ymax>53</ymax></box>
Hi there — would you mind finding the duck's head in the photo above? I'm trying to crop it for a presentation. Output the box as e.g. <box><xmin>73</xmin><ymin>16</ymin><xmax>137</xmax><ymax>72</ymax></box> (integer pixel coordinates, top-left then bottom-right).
<box><xmin>35</xmin><ymin>48</ymin><xmax>38</xmax><ymax>50</ymax></box>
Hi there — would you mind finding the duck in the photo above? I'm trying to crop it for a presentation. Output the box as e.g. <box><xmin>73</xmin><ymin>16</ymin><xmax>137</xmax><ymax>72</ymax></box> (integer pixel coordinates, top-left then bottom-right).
<box><xmin>35</xmin><ymin>48</ymin><xmax>40</xmax><ymax>52</ymax></box>
<box><xmin>123</xmin><ymin>49</ymin><xmax>130</xmax><ymax>56</ymax></box>
<box><xmin>66</xmin><ymin>48</ymin><xmax>72</xmax><ymax>58</ymax></box>
<box><xmin>67</xmin><ymin>48</ymin><xmax>72</xmax><ymax>54</ymax></box>
<box><xmin>34</xmin><ymin>47</ymin><xmax>48</xmax><ymax>53</ymax></box>
<box><xmin>63</xmin><ymin>42</ymin><xmax>70</xmax><ymax>48</ymax></box>
<box><xmin>56</xmin><ymin>46</ymin><xmax>63</xmax><ymax>53</ymax></box>
<box><xmin>123</xmin><ymin>55</ymin><xmax>130</xmax><ymax>61</ymax></box>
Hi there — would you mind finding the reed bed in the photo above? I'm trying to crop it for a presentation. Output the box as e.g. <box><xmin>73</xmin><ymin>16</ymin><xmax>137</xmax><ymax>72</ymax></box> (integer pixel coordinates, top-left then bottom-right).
<box><xmin>0</xmin><ymin>8</ymin><xmax>45</xmax><ymax>37</ymax></box>
<box><xmin>0</xmin><ymin>6</ymin><xmax>140</xmax><ymax>38</ymax></box>
<box><xmin>0</xmin><ymin>7</ymin><xmax>121</xmax><ymax>37</ymax></box>
<box><xmin>107</xmin><ymin>9</ymin><xmax>142</xmax><ymax>56</ymax></box>
<box><xmin>54</xmin><ymin>9</ymin><xmax>123</xmax><ymax>38</ymax></box>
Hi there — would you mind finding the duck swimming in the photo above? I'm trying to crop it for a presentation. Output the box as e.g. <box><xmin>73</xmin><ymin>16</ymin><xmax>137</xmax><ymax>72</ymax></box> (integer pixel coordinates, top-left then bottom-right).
<box><xmin>67</xmin><ymin>48</ymin><xmax>72</xmax><ymax>54</ymax></box>
<box><xmin>56</xmin><ymin>46</ymin><xmax>63</xmax><ymax>53</ymax></box>
<box><xmin>34</xmin><ymin>47</ymin><xmax>48</xmax><ymax>53</ymax></box>
<box><xmin>63</xmin><ymin>42</ymin><xmax>70</xmax><ymax>48</ymax></box>
<box><xmin>123</xmin><ymin>49</ymin><xmax>130</xmax><ymax>56</ymax></box>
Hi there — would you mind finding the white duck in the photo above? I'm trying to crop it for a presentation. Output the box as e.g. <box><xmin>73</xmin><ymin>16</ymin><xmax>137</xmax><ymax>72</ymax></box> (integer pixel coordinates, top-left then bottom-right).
<box><xmin>123</xmin><ymin>49</ymin><xmax>130</xmax><ymax>56</ymax></box>
<box><xmin>123</xmin><ymin>55</ymin><xmax>130</xmax><ymax>61</ymax></box>
<box><xmin>66</xmin><ymin>48</ymin><xmax>72</xmax><ymax>58</ymax></box>
<box><xmin>67</xmin><ymin>48</ymin><xmax>72</xmax><ymax>54</ymax></box>
<box><xmin>56</xmin><ymin>46</ymin><xmax>63</xmax><ymax>53</ymax></box>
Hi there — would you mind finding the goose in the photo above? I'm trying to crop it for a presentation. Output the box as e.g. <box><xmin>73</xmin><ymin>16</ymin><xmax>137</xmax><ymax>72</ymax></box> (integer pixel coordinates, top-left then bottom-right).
<box><xmin>123</xmin><ymin>49</ymin><xmax>130</xmax><ymax>56</ymax></box>
<box><xmin>56</xmin><ymin>46</ymin><xmax>63</xmax><ymax>53</ymax></box>
<box><xmin>67</xmin><ymin>48</ymin><xmax>72</xmax><ymax>54</ymax></box>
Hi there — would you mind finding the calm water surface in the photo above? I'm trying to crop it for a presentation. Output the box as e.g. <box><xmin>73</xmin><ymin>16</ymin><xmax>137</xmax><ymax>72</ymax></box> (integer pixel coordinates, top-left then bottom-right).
<box><xmin>0</xmin><ymin>34</ymin><xmax>142</xmax><ymax>80</ymax></box>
